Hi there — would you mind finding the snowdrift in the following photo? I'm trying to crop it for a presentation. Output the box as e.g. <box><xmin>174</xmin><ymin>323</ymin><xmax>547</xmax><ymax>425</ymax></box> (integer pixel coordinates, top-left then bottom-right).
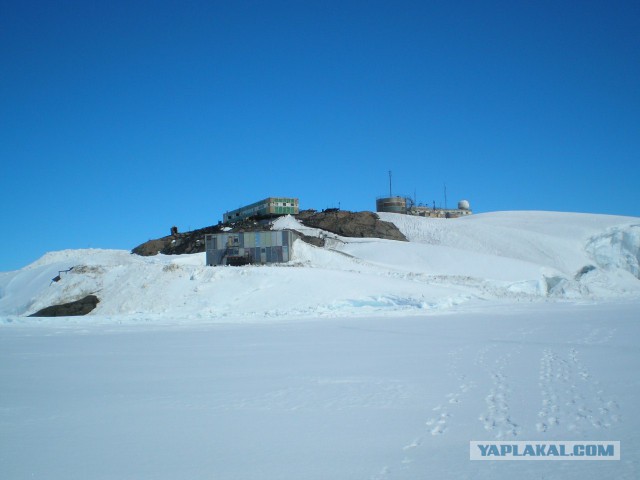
<box><xmin>1</xmin><ymin>211</ymin><xmax>639</xmax><ymax>321</ymax></box>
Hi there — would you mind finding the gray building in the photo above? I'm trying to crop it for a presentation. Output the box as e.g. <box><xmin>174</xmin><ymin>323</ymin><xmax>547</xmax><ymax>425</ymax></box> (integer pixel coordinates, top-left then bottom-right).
<box><xmin>205</xmin><ymin>230</ymin><xmax>300</xmax><ymax>266</ymax></box>
<box><xmin>376</xmin><ymin>196</ymin><xmax>472</xmax><ymax>218</ymax></box>
<box><xmin>223</xmin><ymin>197</ymin><xmax>299</xmax><ymax>224</ymax></box>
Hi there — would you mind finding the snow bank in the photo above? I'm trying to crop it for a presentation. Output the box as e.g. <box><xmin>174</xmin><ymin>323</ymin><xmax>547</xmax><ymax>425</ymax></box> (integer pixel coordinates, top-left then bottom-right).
<box><xmin>378</xmin><ymin>211</ymin><xmax>640</xmax><ymax>299</ymax></box>
<box><xmin>586</xmin><ymin>224</ymin><xmax>640</xmax><ymax>279</ymax></box>
<box><xmin>378</xmin><ymin>211</ymin><xmax>638</xmax><ymax>274</ymax></box>
<box><xmin>1</xmin><ymin>211</ymin><xmax>639</xmax><ymax>322</ymax></box>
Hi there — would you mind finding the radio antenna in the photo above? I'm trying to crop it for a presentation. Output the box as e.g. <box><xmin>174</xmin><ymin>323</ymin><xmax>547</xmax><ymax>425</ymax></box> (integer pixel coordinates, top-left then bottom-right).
<box><xmin>444</xmin><ymin>183</ymin><xmax>448</xmax><ymax>209</ymax></box>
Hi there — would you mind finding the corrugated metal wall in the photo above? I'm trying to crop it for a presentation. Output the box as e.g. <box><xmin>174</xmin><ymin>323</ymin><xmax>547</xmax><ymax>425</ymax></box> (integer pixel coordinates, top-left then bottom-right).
<box><xmin>205</xmin><ymin>230</ymin><xmax>298</xmax><ymax>266</ymax></box>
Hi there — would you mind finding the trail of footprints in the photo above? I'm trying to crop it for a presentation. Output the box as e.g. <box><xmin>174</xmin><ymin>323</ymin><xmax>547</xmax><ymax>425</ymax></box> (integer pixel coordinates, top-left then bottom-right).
<box><xmin>423</xmin><ymin>347</ymin><xmax>476</xmax><ymax>436</ymax></box>
<box><xmin>372</xmin><ymin>327</ymin><xmax>620</xmax><ymax>479</ymax></box>
<box><xmin>371</xmin><ymin>348</ymin><xmax>476</xmax><ymax>478</ymax></box>
<box><xmin>536</xmin><ymin>345</ymin><xmax>620</xmax><ymax>434</ymax></box>
<box><xmin>477</xmin><ymin>345</ymin><xmax>522</xmax><ymax>438</ymax></box>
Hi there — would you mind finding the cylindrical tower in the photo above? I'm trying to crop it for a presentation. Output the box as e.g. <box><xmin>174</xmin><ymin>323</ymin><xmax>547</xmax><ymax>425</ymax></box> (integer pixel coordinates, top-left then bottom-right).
<box><xmin>376</xmin><ymin>196</ymin><xmax>407</xmax><ymax>214</ymax></box>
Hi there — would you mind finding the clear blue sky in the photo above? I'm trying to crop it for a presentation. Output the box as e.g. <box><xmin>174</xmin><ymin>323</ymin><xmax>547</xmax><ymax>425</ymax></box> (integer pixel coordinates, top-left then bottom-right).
<box><xmin>1</xmin><ymin>0</ymin><xmax>639</xmax><ymax>271</ymax></box>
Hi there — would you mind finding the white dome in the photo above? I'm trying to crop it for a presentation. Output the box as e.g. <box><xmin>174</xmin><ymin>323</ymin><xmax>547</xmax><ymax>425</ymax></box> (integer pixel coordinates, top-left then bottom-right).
<box><xmin>458</xmin><ymin>200</ymin><xmax>470</xmax><ymax>210</ymax></box>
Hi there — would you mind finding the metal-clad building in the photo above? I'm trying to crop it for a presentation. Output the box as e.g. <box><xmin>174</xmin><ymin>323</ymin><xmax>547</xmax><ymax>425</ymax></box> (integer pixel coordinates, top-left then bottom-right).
<box><xmin>376</xmin><ymin>195</ymin><xmax>472</xmax><ymax>218</ymax></box>
<box><xmin>205</xmin><ymin>230</ymin><xmax>300</xmax><ymax>266</ymax></box>
<box><xmin>223</xmin><ymin>197</ymin><xmax>299</xmax><ymax>224</ymax></box>
<box><xmin>376</xmin><ymin>196</ymin><xmax>408</xmax><ymax>214</ymax></box>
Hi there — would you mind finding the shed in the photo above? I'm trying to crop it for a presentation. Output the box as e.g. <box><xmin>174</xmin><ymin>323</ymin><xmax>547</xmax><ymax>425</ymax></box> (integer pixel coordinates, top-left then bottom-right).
<box><xmin>205</xmin><ymin>230</ymin><xmax>300</xmax><ymax>266</ymax></box>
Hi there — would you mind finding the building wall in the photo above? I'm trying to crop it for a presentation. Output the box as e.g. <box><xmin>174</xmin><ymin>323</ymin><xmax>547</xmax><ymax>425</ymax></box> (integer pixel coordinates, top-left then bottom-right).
<box><xmin>407</xmin><ymin>207</ymin><xmax>472</xmax><ymax>218</ymax></box>
<box><xmin>223</xmin><ymin>197</ymin><xmax>299</xmax><ymax>223</ymax></box>
<box><xmin>376</xmin><ymin>196</ymin><xmax>407</xmax><ymax>214</ymax></box>
<box><xmin>205</xmin><ymin>230</ymin><xmax>299</xmax><ymax>266</ymax></box>
<box><xmin>377</xmin><ymin>196</ymin><xmax>472</xmax><ymax>218</ymax></box>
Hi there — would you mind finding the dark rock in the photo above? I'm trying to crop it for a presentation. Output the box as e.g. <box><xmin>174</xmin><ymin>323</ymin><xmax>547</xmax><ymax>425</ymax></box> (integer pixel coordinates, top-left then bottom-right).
<box><xmin>131</xmin><ymin>237</ymin><xmax>171</xmax><ymax>257</ymax></box>
<box><xmin>132</xmin><ymin>210</ymin><xmax>406</xmax><ymax>258</ymax></box>
<box><xmin>132</xmin><ymin>225</ymin><xmax>223</xmax><ymax>256</ymax></box>
<box><xmin>297</xmin><ymin>233</ymin><xmax>326</xmax><ymax>247</ymax></box>
<box><xmin>132</xmin><ymin>218</ymin><xmax>277</xmax><ymax>257</ymax></box>
<box><xmin>29</xmin><ymin>295</ymin><xmax>100</xmax><ymax>317</ymax></box>
<box><xmin>296</xmin><ymin>210</ymin><xmax>407</xmax><ymax>242</ymax></box>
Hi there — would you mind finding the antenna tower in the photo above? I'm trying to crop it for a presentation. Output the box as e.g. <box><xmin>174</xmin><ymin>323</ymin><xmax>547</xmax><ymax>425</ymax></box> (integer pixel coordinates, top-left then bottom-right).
<box><xmin>444</xmin><ymin>183</ymin><xmax>448</xmax><ymax>209</ymax></box>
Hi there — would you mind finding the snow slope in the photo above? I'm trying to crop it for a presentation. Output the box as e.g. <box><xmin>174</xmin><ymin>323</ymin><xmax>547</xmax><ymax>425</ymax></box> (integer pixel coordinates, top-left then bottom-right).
<box><xmin>1</xmin><ymin>211</ymin><xmax>640</xmax><ymax>479</ymax></box>
<box><xmin>1</xmin><ymin>211</ymin><xmax>638</xmax><ymax>321</ymax></box>
<box><xmin>377</xmin><ymin>211</ymin><xmax>640</xmax><ymax>280</ymax></box>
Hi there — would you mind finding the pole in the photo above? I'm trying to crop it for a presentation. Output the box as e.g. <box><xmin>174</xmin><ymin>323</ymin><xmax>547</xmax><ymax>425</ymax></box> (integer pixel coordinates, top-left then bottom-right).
<box><xmin>444</xmin><ymin>183</ymin><xmax>447</xmax><ymax>210</ymax></box>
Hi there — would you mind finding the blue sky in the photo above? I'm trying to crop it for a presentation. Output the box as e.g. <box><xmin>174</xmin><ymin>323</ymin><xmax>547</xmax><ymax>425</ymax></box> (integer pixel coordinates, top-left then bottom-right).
<box><xmin>1</xmin><ymin>0</ymin><xmax>638</xmax><ymax>271</ymax></box>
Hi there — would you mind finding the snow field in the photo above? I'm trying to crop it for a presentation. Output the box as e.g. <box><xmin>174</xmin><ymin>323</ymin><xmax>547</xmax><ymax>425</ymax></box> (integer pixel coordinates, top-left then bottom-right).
<box><xmin>1</xmin><ymin>211</ymin><xmax>639</xmax><ymax>321</ymax></box>
<box><xmin>1</xmin><ymin>302</ymin><xmax>638</xmax><ymax>479</ymax></box>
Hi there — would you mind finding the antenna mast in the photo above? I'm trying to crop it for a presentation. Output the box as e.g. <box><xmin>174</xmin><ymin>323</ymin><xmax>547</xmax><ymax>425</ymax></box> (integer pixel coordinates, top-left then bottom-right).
<box><xmin>444</xmin><ymin>183</ymin><xmax>447</xmax><ymax>209</ymax></box>
<box><xmin>389</xmin><ymin>170</ymin><xmax>393</xmax><ymax>197</ymax></box>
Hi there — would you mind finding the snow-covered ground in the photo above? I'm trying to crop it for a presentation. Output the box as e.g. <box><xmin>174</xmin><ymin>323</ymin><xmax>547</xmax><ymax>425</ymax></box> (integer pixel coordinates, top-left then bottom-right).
<box><xmin>1</xmin><ymin>211</ymin><xmax>639</xmax><ymax>479</ymax></box>
<box><xmin>1</xmin><ymin>302</ymin><xmax>638</xmax><ymax>479</ymax></box>
<box><xmin>1</xmin><ymin>211</ymin><xmax>639</xmax><ymax>321</ymax></box>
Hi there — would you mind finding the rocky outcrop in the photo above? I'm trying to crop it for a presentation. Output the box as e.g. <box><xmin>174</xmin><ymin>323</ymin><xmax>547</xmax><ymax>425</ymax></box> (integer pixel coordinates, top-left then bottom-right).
<box><xmin>132</xmin><ymin>210</ymin><xmax>406</xmax><ymax>258</ymax></box>
<box><xmin>132</xmin><ymin>219</ymin><xmax>276</xmax><ymax>257</ymax></box>
<box><xmin>296</xmin><ymin>210</ymin><xmax>407</xmax><ymax>241</ymax></box>
<box><xmin>29</xmin><ymin>295</ymin><xmax>100</xmax><ymax>317</ymax></box>
<box><xmin>132</xmin><ymin>225</ymin><xmax>222</xmax><ymax>256</ymax></box>
<box><xmin>297</xmin><ymin>233</ymin><xmax>326</xmax><ymax>247</ymax></box>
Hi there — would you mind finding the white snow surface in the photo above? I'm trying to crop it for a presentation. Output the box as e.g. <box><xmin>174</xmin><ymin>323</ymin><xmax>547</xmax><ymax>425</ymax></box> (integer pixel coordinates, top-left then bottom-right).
<box><xmin>1</xmin><ymin>211</ymin><xmax>638</xmax><ymax>321</ymax></box>
<box><xmin>1</xmin><ymin>211</ymin><xmax>640</xmax><ymax>479</ymax></box>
